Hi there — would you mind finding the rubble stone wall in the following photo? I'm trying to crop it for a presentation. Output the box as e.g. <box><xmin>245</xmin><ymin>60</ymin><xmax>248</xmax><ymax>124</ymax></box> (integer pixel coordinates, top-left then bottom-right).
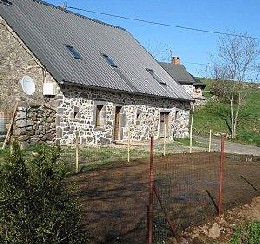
<box><xmin>55</xmin><ymin>85</ymin><xmax>190</xmax><ymax>145</ymax></box>
<box><xmin>0</xmin><ymin>16</ymin><xmax>191</xmax><ymax>146</ymax></box>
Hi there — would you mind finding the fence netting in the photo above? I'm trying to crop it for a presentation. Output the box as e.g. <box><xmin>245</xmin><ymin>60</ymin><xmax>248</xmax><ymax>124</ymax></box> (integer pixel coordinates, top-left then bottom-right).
<box><xmin>67</xmin><ymin>143</ymin><xmax>259</xmax><ymax>243</ymax></box>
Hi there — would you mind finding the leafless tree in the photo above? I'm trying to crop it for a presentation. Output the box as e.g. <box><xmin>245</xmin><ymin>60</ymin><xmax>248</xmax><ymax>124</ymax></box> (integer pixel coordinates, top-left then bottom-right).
<box><xmin>145</xmin><ymin>40</ymin><xmax>173</xmax><ymax>62</ymax></box>
<box><xmin>211</xmin><ymin>32</ymin><xmax>259</xmax><ymax>139</ymax></box>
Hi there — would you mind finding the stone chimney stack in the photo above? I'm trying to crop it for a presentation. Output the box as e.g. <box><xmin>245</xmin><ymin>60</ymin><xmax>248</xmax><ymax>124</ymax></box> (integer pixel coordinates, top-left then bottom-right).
<box><xmin>172</xmin><ymin>56</ymin><xmax>180</xmax><ymax>65</ymax></box>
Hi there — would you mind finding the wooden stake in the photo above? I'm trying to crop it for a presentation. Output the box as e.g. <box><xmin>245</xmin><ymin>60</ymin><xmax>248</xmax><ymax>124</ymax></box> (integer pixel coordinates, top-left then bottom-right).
<box><xmin>127</xmin><ymin>126</ymin><xmax>130</xmax><ymax>163</ymax></box>
<box><xmin>75</xmin><ymin>130</ymin><xmax>79</xmax><ymax>173</ymax></box>
<box><xmin>209</xmin><ymin>129</ymin><xmax>212</xmax><ymax>152</ymax></box>
<box><xmin>163</xmin><ymin>122</ymin><xmax>166</xmax><ymax>156</ymax></box>
<box><xmin>189</xmin><ymin>103</ymin><xmax>194</xmax><ymax>153</ymax></box>
<box><xmin>2</xmin><ymin>102</ymin><xmax>18</xmax><ymax>150</ymax></box>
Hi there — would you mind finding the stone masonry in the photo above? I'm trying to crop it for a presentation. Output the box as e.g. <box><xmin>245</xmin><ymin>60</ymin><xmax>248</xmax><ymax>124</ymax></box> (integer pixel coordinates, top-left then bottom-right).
<box><xmin>0</xmin><ymin>16</ymin><xmax>191</xmax><ymax>146</ymax></box>
<box><xmin>13</xmin><ymin>105</ymin><xmax>56</xmax><ymax>145</ymax></box>
<box><xmin>55</xmin><ymin>85</ymin><xmax>190</xmax><ymax>145</ymax></box>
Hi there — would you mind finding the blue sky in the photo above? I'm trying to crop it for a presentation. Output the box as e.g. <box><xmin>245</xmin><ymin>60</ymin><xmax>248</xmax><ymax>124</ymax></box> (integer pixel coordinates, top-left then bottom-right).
<box><xmin>44</xmin><ymin>0</ymin><xmax>260</xmax><ymax>78</ymax></box>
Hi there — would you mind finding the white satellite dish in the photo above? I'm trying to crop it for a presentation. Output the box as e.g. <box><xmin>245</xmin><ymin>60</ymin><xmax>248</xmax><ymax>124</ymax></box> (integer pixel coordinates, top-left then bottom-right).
<box><xmin>20</xmin><ymin>75</ymin><xmax>35</xmax><ymax>95</ymax></box>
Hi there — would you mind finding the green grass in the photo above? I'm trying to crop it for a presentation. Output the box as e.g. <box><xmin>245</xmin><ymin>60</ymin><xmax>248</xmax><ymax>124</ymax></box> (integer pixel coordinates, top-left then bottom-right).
<box><xmin>230</xmin><ymin>220</ymin><xmax>260</xmax><ymax>244</ymax></box>
<box><xmin>194</xmin><ymin>88</ymin><xmax>260</xmax><ymax>145</ymax></box>
<box><xmin>0</xmin><ymin>138</ymin><xmax>200</xmax><ymax>173</ymax></box>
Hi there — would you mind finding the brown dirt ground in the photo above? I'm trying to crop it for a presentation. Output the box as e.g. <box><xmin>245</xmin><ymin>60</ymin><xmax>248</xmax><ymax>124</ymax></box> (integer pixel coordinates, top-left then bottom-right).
<box><xmin>70</xmin><ymin>152</ymin><xmax>260</xmax><ymax>244</ymax></box>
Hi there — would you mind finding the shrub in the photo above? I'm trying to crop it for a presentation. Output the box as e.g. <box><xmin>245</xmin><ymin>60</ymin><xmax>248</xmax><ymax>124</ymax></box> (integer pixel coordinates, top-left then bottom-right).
<box><xmin>0</xmin><ymin>141</ymin><xmax>86</xmax><ymax>244</ymax></box>
<box><xmin>230</xmin><ymin>220</ymin><xmax>260</xmax><ymax>244</ymax></box>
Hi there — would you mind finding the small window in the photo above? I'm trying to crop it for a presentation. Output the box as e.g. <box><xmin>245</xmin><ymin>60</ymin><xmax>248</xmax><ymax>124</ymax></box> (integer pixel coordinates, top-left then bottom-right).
<box><xmin>65</xmin><ymin>45</ymin><xmax>81</xmax><ymax>59</ymax></box>
<box><xmin>73</xmin><ymin>106</ymin><xmax>79</xmax><ymax>118</ymax></box>
<box><xmin>136</xmin><ymin>111</ymin><xmax>141</xmax><ymax>119</ymax></box>
<box><xmin>175</xmin><ymin>110</ymin><xmax>179</xmax><ymax>120</ymax></box>
<box><xmin>95</xmin><ymin>105</ymin><xmax>103</xmax><ymax>127</ymax></box>
<box><xmin>102</xmin><ymin>54</ymin><xmax>118</xmax><ymax>67</ymax></box>
<box><xmin>146</xmin><ymin>68</ymin><xmax>166</xmax><ymax>85</ymax></box>
<box><xmin>1</xmin><ymin>0</ymin><xmax>12</xmax><ymax>6</ymax></box>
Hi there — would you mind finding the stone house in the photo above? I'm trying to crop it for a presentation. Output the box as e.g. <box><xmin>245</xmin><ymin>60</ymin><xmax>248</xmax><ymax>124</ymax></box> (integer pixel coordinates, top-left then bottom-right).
<box><xmin>159</xmin><ymin>57</ymin><xmax>206</xmax><ymax>105</ymax></box>
<box><xmin>0</xmin><ymin>0</ymin><xmax>192</xmax><ymax>146</ymax></box>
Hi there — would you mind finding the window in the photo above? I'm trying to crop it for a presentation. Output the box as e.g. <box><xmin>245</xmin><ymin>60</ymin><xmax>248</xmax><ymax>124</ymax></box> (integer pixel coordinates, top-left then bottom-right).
<box><xmin>73</xmin><ymin>106</ymin><xmax>79</xmax><ymax>118</ymax></box>
<box><xmin>175</xmin><ymin>110</ymin><xmax>179</xmax><ymax>120</ymax></box>
<box><xmin>146</xmin><ymin>68</ymin><xmax>166</xmax><ymax>85</ymax></box>
<box><xmin>65</xmin><ymin>45</ymin><xmax>81</xmax><ymax>59</ymax></box>
<box><xmin>1</xmin><ymin>0</ymin><xmax>12</xmax><ymax>6</ymax></box>
<box><xmin>95</xmin><ymin>105</ymin><xmax>103</xmax><ymax>127</ymax></box>
<box><xmin>102</xmin><ymin>54</ymin><xmax>118</xmax><ymax>67</ymax></box>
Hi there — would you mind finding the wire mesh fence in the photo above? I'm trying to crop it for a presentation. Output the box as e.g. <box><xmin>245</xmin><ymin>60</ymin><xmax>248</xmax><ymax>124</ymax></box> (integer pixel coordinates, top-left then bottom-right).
<box><xmin>67</xmin><ymin>138</ymin><xmax>260</xmax><ymax>243</ymax></box>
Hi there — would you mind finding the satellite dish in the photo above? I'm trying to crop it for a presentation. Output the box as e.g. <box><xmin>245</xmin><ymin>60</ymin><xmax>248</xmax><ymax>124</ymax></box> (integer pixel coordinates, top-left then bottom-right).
<box><xmin>20</xmin><ymin>75</ymin><xmax>35</xmax><ymax>95</ymax></box>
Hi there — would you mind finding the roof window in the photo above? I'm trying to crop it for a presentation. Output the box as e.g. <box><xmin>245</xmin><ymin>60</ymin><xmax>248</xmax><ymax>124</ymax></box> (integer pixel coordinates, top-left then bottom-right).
<box><xmin>102</xmin><ymin>54</ymin><xmax>118</xmax><ymax>68</ymax></box>
<box><xmin>0</xmin><ymin>0</ymin><xmax>12</xmax><ymax>6</ymax></box>
<box><xmin>65</xmin><ymin>45</ymin><xmax>81</xmax><ymax>59</ymax></box>
<box><xmin>146</xmin><ymin>68</ymin><xmax>167</xmax><ymax>85</ymax></box>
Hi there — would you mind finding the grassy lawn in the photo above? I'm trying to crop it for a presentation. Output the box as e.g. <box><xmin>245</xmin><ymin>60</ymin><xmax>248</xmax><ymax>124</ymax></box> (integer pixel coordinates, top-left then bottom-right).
<box><xmin>0</xmin><ymin>138</ymin><xmax>198</xmax><ymax>173</ymax></box>
<box><xmin>194</xmin><ymin>88</ymin><xmax>260</xmax><ymax>145</ymax></box>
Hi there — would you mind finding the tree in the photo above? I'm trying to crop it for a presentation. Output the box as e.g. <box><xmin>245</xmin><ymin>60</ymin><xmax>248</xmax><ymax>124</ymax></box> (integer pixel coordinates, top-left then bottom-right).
<box><xmin>0</xmin><ymin>142</ymin><xmax>86</xmax><ymax>244</ymax></box>
<box><xmin>210</xmin><ymin>32</ymin><xmax>259</xmax><ymax>139</ymax></box>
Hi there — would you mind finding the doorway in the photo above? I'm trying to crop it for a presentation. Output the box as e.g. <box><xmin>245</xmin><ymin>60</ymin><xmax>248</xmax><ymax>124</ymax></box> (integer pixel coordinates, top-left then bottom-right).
<box><xmin>159</xmin><ymin>112</ymin><xmax>169</xmax><ymax>138</ymax></box>
<box><xmin>114</xmin><ymin>106</ymin><xmax>122</xmax><ymax>141</ymax></box>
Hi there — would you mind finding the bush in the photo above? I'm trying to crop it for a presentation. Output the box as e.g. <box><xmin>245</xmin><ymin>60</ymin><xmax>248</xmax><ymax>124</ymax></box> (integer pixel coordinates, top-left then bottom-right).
<box><xmin>230</xmin><ymin>220</ymin><xmax>260</xmax><ymax>244</ymax></box>
<box><xmin>0</xmin><ymin>141</ymin><xmax>86</xmax><ymax>244</ymax></box>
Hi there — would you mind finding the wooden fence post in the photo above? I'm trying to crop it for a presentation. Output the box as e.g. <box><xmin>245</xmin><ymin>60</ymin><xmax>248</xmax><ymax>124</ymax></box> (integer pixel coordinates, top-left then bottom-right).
<box><xmin>208</xmin><ymin>129</ymin><xmax>212</xmax><ymax>152</ymax></box>
<box><xmin>75</xmin><ymin>130</ymin><xmax>79</xmax><ymax>173</ymax></box>
<box><xmin>163</xmin><ymin>122</ymin><xmax>166</xmax><ymax>156</ymax></box>
<box><xmin>189</xmin><ymin>103</ymin><xmax>194</xmax><ymax>153</ymax></box>
<box><xmin>127</xmin><ymin>125</ymin><xmax>130</xmax><ymax>163</ymax></box>
<box><xmin>2</xmin><ymin>102</ymin><xmax>18</xmax><ymax>150</ymax></box>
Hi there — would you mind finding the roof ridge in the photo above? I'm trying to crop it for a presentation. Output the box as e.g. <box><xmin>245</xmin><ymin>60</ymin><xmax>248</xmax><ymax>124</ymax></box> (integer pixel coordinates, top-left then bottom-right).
<box><xmin>33</xmin><ymin>0</ymin><xmax>127</xmax><ymax>31</ymax></box>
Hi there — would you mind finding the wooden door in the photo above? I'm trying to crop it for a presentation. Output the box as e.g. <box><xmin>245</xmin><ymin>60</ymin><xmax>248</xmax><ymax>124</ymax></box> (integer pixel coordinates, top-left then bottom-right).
<box><xmin>159</xmin><ymin>112</ymin><xmax>169</xmax><ymax>138</ymax></box>
<box><xmin>114</xmin><ymin>106</ymin><xmax>121</xmax><ymax>141</ymax></box>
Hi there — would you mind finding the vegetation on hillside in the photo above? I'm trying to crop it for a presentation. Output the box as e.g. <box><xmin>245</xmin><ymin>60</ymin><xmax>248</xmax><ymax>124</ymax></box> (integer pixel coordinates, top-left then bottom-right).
<box><xmin>194</xmin><ymin>78</ymin><xmax>260</xmax><ymax>145</ymax></box>
<box><xmin>208</xmin><ymin>32</ymin><xmax>259</xmax><ymax>139</ymax></box>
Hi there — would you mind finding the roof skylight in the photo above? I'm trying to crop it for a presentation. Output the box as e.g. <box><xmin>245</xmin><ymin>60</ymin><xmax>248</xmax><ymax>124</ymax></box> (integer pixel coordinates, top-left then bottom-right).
<box><xmin>102</xmin><ymin>54</ymin><xmax>118</xmax><ymax>68</ymax></box>
<box><xmin>65</xmin><ymin>45</ymin><xmax>81</xmax><ymax>59</ymax></box>
<box><xmin>146</xmin><ymin>68</ymin><xmax>167</xmax><ymax>85</ymax></box>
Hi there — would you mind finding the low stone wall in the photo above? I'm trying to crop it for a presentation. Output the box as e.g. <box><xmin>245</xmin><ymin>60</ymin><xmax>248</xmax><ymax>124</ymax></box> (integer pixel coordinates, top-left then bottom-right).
<box><xmin>13</xmin><ymin>105</ymin><xmax>56</xmax><ymax>146</ymax></box>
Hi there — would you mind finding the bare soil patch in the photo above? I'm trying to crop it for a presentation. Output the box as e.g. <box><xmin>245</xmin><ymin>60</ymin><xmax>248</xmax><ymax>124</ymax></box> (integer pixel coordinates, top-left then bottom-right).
<box><xmin>70</xmin><ymin>152</ymin><xmax>260</xmax><ymax>243</ymax></box>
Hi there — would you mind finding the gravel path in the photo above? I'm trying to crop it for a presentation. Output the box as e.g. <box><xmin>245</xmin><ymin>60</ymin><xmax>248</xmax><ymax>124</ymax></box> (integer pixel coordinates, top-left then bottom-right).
<box><xmin>193</xmin><ymin>135</ymin><xmax>260</xmax><ymax>156</ymax></box>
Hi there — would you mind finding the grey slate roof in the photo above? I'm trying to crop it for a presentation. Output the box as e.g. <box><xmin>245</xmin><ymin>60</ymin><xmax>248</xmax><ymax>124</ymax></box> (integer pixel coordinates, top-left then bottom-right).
<box><xmin>159</xmin><ymin>62</ymin><xmax>195</xmax><ymax>85</ymax></box>
<box><xmin>159</xmin><ymin>62</ymin><xmax>206</xmax><ymax>89</ymax></box>
<box><xmin>0</xmin><ymin>0</ymin><xmax>192</xmax><ymax>101</ymax></box>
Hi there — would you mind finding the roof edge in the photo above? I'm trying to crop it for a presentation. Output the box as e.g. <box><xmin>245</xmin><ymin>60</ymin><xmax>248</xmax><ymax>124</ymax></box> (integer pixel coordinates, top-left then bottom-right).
<box><xmin>60</xmin><ymin>80</ymin><xmax>193</xmax><ymax>102</ymax></box>
<box><xmin>33</xmin><ymin>0</ymin><xmax>127</xmax><ymax>31</ymax></box>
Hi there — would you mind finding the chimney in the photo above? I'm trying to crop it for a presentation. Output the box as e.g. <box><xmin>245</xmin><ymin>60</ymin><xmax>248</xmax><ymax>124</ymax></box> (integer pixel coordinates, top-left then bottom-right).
<box><xmin>172</xmin><ymin>56</ymin><xmax>180</xmax><ymax>65</ymax></box>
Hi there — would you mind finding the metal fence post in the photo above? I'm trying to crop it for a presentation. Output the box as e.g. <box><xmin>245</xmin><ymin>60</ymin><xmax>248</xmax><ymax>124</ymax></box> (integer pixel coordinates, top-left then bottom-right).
<box><xmin>218</xmin><ymin>134</ymin><xmax>225</xmax><ymax>217</ymax></box>
<box><xmin>147</xmin><ymin>136</ymin><xmax>154</xmax><ymax>244</ymax></box>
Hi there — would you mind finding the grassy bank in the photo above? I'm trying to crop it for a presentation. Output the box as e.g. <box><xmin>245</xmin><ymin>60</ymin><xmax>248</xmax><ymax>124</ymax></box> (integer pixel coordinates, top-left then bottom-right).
<box><xmin>194</xmin><ymin>82</ymin><xmax>260</xmax><ymax>145</ymax></box>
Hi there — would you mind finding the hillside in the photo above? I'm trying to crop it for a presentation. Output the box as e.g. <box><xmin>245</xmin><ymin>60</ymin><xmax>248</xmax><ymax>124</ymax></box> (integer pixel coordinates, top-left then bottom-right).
<box><xmin>193</xmin><ymin>79</ymin><xmax>260</xmax><ymax>145</ymax></box>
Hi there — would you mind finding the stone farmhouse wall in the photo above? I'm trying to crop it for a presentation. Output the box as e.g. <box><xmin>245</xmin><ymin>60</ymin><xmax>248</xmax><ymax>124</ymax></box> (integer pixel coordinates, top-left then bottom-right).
<box><xmin>181</xmin><ymin>84</ymin><xmax>194</xmax><ymax>97</ymax></box>
<box><xmin>13</xmin><ymin>105</ymin><xmax>56</xmax><ymax>145</ymax></box>
<box><xmin>0</xmin><ymin>16</ymin><xmax>58</xmax><ymax>145</ymax></box>
<box><xmin>55</xmin><ymin>86</ymin><xmax>190</xmax><ymax>145</ymax></box>
<box><xmin>0</xmin><ymin>16</ymin><xmax>56</xmax><ymax>111</ymax></box>
<box><xmin>181</xmin><ymin>84</ymin><xmax>206</xmax><ymax>106</ymax></box>
<box><xmin>0</xmin><ymin>16</ymin><xmax>191</xmax><ymax>146</ymax></box>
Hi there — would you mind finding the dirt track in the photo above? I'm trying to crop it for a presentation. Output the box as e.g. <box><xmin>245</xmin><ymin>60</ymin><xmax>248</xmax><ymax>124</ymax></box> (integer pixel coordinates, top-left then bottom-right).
<box><xmin>71</xmin><ymin>152</ymin><xmax>260</xmax><ymax>243</ymax></box>
<box><xmin>194</xmin><ymin>136</ymin><xmax>260</xmax><ymax>156</ymax></box>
